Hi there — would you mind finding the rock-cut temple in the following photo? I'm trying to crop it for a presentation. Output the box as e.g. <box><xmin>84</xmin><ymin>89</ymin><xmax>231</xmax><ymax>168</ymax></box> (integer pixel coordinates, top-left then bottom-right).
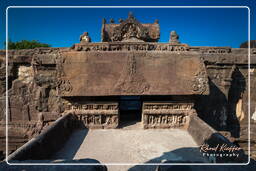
<box><xmin>0</xmin><ymin>13</ymin><xmax>255</xmax><ymax>165</ymax></box>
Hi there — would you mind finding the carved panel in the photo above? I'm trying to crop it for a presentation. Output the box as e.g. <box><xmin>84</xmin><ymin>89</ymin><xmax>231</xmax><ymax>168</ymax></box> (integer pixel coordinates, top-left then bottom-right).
<box><xmin>65</xmin><ymin>102</ymin><xmax>119</xmax><ymax>128</ymax></box>
<box><xmin>76</xmin><ymin>114</ymin><xmax>118</xmax><ymax>129</ymax></box>
<box><xmin>57</xmin><ymin>79</ymin><xmax>72</xmax><ymax>95</ymax></box>
<box><xmin>201</xmin><ymin>47</ymin><xmax>231</xmax><ymax>54</ymax></box>
<box><xmin>66</xmin><ymin>103</ymin><xmax>118</xmax><ymax>111</ymax></box>
<box><xmin>111</xmin><ymin>20</ymin><xmax>149</xmax><ymax>42</ymax></box>
<box><xmin>60</xmin><ymin>51</ymin><xmax>209</xmax><ymax>96</ymax></box>
<box><xmin>143</xmin><ymin>103</ymin><xmax>193</xmax><ymax>110</ymax></box>
<box><xmin>142</xmin><ymin>102</ymin><xmax>194</xmax><ymax>129</ymax></box>
<box><xmin>114</xmin><ymin>54</ymin><xmax>150</xmax><ymax>94</ymax></box>
<box><xmin>73</xmin><ymin>42</ymin><xmax>189</xmax><ymax>52</ymax></box>
<box><xmin>192</xmin><ymin>70</ymin><xmax>208</xmax><ymax>94</ymax></box>
<box><xmin>144</xmin><ymin>114</ymin><xmax>187</xmax><ymax>128</ymax></box>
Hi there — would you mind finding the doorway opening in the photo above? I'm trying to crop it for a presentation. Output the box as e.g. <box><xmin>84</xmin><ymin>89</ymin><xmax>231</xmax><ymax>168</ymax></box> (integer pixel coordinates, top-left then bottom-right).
<box><xmin>119</xmin><ymin>96</ymin><xmax>142</xmax><ymax>128</ymax></box>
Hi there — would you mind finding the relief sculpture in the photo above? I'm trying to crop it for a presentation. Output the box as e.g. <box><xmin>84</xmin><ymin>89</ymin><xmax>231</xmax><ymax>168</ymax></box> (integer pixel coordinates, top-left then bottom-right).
<box><xmin>142</xmin><ymin>103</ymin><xmax>193</xmax><ymax>129</ymax></box>
<box><xmin>192</xmin><ymin>68</ymin><xmax>208</xmax><ymax>95</ymax></box>
<box><xmin>73</xmin><ymin>42</ymin><xmax>190</xmax><ymax>52</ymax></box>
<box><xmin>75</xmin><ymin>114</ymin><xmax>118</xmax><ymax>129</ymax></box>
<box><xmin>146</xmin><ymin>114</ymin><xmax>187</xmax><ymax>126</ymax></box>
<box><xmin>57</xmin><ymin>79</ymin><xmax>72</xmax><ymax>95</ymax></box>
<box><xmin>65</xmin><ymin>102</ymin><xmax>119</xmax><ymax>128</ymax></box>
<box><xmin>114</xmin><ymin>54</ymin><xmax>150</xmax><ymax>94</ymax></box>
<box><xmin>110</xmin><ymin>12</ymin><xmax>149</xmax><ymax>42</ymax></box>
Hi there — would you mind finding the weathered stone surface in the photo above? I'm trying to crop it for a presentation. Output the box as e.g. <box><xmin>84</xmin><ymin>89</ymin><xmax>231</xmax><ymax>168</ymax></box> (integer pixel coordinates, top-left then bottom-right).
<box><xmin>142</xmin><ymin>102</ymin><xmax>195</xmax><ymax>129</ymax></box>
<box><xmin>59</xmin><ymin>51</ymin><xmax>209</xmax><ymax>96</ymax></box>
<box><xmin>72</xmin><ymin>42</ymin><xmax>190</xmax><ymax>51</ymax></box>
<box><xmin>0</xmin><ymin>48</ymin><xmax>66</xmax><ymax>159</ymax></box>
<box><xmin>7</xmin><ymin>114</ymin><xmax>75</xmax><ymax>161</ymax></box>
<box><xmin>64</xmin><ymin>102</ymin><xmax>119</xmax><ymax>129</ymax></box>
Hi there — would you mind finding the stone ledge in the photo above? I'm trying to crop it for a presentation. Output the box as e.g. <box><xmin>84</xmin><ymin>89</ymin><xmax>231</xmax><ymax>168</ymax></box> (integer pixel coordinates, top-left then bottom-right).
<box><xmin>187</xmin><ymin>115</ymin><xmax>248</xmax><ymax>163</ymax></box>
<box><xmin>6</xmin><ymin>113</ymin><xmax>75</xmax><ymax>161</ymax></box>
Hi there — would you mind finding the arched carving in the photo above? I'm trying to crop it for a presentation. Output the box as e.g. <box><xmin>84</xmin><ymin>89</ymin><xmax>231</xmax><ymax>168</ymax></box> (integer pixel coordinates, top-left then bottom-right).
<box><xmin>111</xmin><ymin>14</ymin><xmax>150</xmax><ymax>42</ymax></box>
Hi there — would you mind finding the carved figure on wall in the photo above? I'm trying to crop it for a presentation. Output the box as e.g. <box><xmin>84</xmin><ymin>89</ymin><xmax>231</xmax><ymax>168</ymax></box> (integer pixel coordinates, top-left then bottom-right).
<box><xmin>57</xmin><ymin>79</ymin><xmax>72</xmax><ymax>94</ymax></box>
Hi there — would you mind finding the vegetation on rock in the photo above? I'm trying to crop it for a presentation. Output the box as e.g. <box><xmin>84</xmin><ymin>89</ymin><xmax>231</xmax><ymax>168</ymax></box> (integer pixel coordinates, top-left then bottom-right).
<box><xmin>6</xmin><ymin>40</ymin><xmax>50</xmax><ymax>49</ymax></box>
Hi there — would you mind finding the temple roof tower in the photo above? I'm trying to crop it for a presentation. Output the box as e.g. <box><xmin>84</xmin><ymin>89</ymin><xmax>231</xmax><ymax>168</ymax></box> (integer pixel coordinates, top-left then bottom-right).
<box><xmin>101</xmin><ymin>12</ymin><xmax>160</xmax><ymax>42</ymax></box>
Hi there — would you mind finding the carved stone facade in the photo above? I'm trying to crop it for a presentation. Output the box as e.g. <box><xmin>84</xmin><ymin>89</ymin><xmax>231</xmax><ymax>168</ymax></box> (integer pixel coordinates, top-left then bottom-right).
<box><xmin>0</xmin><ymin>14</ymin><xmax>255</xmax><ymax>160</ymax></box>
<box><xmin>142</xmin><ymin>102</ymin><xmax>195</xmax><ymax>129</ymax></box>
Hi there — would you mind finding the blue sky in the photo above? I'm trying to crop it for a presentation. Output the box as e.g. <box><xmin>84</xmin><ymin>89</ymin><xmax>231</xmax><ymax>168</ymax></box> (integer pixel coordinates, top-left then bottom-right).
<box><xmin>0</xmin><ymin>0</ymin><xmax>255</xmax><ymax>49</ymax></box>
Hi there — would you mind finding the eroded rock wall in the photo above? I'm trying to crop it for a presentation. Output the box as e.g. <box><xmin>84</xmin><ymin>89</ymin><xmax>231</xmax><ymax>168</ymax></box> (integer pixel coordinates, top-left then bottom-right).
<box><xmin>0</xmin><ymin>48</ymin><xmax>68</xmax><ymax>159</ymax></box>
<box><xmin>195</xmin><ymin>48</ymin><xmax>256</xmax><ymax>158</ymax></box>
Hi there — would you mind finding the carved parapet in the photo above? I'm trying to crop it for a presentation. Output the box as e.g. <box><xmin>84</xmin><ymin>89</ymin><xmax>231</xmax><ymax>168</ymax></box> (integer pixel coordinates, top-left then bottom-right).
<box><xmin>200</xmin><ymin>47</ymin><xmax>231</xmax><ymax>54</ymax></box>
<box><xmin>142</xmin><ymin>102</ymin><xmax>194</xmax><ymax>129</ymax></box>
<box><xmin>65</xmin><ymin>102</ymin><xmax>119</xmax><ymax>129</ymax></box>
<box><xmin>72</xmin><ymin>42</ymin><xmax>190</xmax><ymax>52</ymax></box>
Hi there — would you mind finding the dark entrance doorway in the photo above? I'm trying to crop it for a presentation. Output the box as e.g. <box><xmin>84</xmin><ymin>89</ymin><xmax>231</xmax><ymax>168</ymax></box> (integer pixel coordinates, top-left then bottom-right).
<box><xmin>119</xmin><ymin>96</ymin><xmax>142</xmax><ymax>128</ymax></box>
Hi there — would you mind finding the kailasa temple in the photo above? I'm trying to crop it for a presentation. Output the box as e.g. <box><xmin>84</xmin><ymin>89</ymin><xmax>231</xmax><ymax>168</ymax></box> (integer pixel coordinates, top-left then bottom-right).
<box><xmin>0</xmin><ymin>13</ymin><xmax>256</xmax><ymax>169</ymax></box>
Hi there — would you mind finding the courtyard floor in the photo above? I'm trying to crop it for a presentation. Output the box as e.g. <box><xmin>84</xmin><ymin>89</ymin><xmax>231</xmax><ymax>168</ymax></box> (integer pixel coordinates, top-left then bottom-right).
<box><xmin>53</xmin><ymin>122</ymin><xmax>207</xmax><ymax>170</ymax></box>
